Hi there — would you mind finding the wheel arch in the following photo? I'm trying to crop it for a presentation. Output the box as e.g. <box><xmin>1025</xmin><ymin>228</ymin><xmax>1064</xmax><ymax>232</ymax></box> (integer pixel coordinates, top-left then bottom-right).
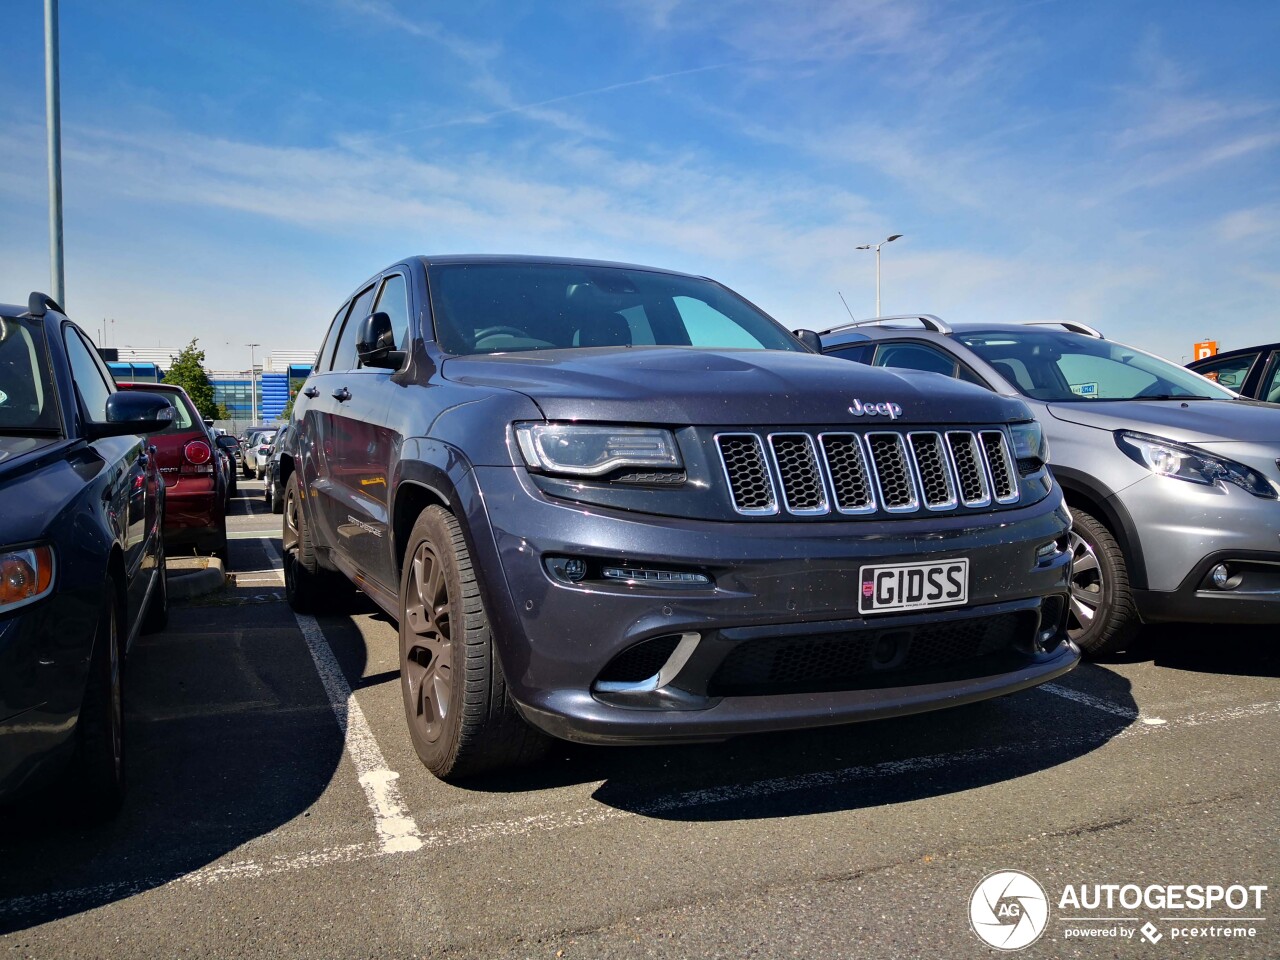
<box><xmin>1052</xmin><ymin>467</ymin><xmax>1148</xmax><ymax>590</ymax></box>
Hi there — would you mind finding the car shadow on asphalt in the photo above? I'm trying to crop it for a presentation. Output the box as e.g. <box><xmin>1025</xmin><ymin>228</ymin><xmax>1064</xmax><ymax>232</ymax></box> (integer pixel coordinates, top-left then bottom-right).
<box><xmin>0</xmin><ymin>578</ymin><xmax>353</xmax><ymax>935</ymax></box>
<box><xmin>1103</xmin><ymin>624</ymin><xmax>1279</xmax><ymax>678</ymax></box>
<box><xmin>463</xmin><ymin>666</ymin><xmax>1139</xmax><ymax>822</ymax></box>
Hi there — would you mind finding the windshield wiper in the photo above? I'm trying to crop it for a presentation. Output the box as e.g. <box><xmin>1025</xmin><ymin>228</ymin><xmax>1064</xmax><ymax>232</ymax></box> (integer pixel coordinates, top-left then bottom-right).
<box><xmin>1128</xmin><ymin>395</ymin><xmax>1216</xmax><ymax>402</ymax></box>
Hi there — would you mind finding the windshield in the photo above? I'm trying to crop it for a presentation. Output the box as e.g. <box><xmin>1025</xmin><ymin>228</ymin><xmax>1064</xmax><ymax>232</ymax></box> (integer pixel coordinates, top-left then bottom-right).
<box><xmin>956</xmin><ymin>329</ymin><xmax>1236</xmax><ymax>402</ymax></box>
<box><xmin>147</xmin><ymin>388</ymin><xmax>200</xmax><ymax>435</ymax></box>
<box><xmin>0</xmin><ymin>316</ymin><xmax>62</xmax><ymax>435</ymax></box>
<box><xmin>428</xmin><ymin>263</ymin><xmax>803</xmax><ymax>356</ymax></box>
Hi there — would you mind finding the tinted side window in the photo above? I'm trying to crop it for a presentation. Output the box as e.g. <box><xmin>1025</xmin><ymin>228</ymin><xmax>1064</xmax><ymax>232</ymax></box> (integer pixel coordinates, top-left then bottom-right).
<box><xmin>330</xmin><ymin>285</ymin><xmax>377</xmax><ymax>372</ymax></box>
<box><xmin>1260</xmin><ymin>353</ymin><xmax>1280</xmax><ymax>404</ymax></box>
<box><xmin>63</xmin><ymin>328</ymin><xmax>113</xmax><ymax>421</ymax></box>
<box><xmin>826</xmin><ymin>344</ymin><xmax>873</xmax><ymax>364</ymax></box>
<box><xmin>318</xmin><ymin>304</ymin><xmax>351</xmax><ymax>372</ymax></box>
<box><xmin>873</xmin><ymin>342</ymin><xmax>957</xmax><ymax>377</ymax></box>
<box><xmin>373</xmin><ymin>274</ymin><xmax>411</xmax><ymax>350</ymax></box>
<box><xmin>1193</xmin><ymin>352</ymin><xmax>1258</xmax><ymax>391</ymax></box>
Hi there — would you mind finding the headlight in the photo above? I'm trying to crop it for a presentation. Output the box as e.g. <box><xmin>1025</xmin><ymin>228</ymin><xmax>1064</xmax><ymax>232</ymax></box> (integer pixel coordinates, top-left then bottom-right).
<box><xmin>0</xmin><ymin>545</ymin><xmax>56</xmax><ymax>614</ymax></box>
<box><xmin>1009</xmin><ymin>420</ymin><xmax>1049</xmax><ymax>468</ymax></box>
<box><xmin>1116</xmin><ymin>431</ymin><xmax>1278</xmax><ymax>499</ymax></box>
<box><xmin>515</xmin><ymin>423</ymin><xmax>682</xmax><ymax>477</ymax></box>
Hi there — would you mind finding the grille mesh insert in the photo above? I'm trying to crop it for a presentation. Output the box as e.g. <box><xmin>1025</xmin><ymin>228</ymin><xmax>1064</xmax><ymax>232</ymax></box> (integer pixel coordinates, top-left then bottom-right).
<box><xmin>717</xmin><ymin>426</ymin><xmax>1019</xmax><ymax>517</ymax></box>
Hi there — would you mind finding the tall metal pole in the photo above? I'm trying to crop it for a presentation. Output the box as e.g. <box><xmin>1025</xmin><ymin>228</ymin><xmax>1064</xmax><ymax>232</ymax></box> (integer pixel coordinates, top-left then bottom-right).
<box><xmin>44</xmin><ymin>0</ymin><xmax>65</xmax><ymax>306</ymax></box>
<box><xmin>856</xmin><ymin>235</ymin><xmax>902</xmax><ymax>318</ymax></box>
<box><xmin>874</xmin><ymin>245</ymin><xmax>882</xmax><ymax>317</ymax></box>
<box><xmin>247</xmin><ymin>344</ymin><xmax>260</xmax><ymax>424</ymax></box>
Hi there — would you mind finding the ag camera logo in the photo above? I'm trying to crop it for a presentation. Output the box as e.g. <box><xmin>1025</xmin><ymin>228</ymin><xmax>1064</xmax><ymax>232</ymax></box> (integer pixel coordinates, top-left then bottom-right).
<box><xmin>969</xmin><ymin>870</ymin><xmax>1050</xmax><ymax>951</ymax></box>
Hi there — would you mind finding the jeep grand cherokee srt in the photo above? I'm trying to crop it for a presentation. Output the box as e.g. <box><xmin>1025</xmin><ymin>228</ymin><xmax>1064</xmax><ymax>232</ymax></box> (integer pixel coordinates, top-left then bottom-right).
<box><xmin>281</xmin><ymin>256</ymin><xmax>1078</xmax><ymax>780</ymax></box>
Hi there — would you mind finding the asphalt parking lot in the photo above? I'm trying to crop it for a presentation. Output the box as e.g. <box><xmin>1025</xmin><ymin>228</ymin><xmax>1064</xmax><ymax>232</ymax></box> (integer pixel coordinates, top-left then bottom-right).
<box><xmin>1</xmin><ymin>481</ymin><xmax>1276</xmax><ymax>959</ymax></box>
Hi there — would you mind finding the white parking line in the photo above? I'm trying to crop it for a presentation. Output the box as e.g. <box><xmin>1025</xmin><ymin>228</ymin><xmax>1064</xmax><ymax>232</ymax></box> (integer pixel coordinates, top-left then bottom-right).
<box><xmin>1039</xmin><ymin>683</ymin><xmax>1143</xmax><ymax>720</ymax></box>
<box><xmin>2</xmin><ymin>697</ymin><xmax>1276</xmax><ymax>918</ymax></box>
<box><xmin>261</xmin><ymin>538</ymin><xmax>422</xmax><ymax>855</ymax></box>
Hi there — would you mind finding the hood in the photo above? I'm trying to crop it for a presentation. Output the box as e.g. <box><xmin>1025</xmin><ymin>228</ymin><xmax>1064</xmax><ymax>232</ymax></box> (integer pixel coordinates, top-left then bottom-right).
<box><xmin>442</xmin><ymin>346</ymin><xmax>1030</xmax><ymax>426</ymax></box>
<box><xmin>0</xmin><ymin>435</ymin><xmax>68</xmax><ymax>477</ymax></box>
<box><xmin>1046</xmin><ymin>398</ymin><xmax>1280</xmax><ymax>445</ymax></box>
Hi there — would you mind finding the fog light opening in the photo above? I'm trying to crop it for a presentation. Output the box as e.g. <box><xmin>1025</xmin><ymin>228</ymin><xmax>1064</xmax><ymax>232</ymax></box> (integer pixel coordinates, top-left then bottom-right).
<box><xmin>1208</xmin><ymin>563</ymin><xmax>1243</xmax><ymax>591</ymax></box>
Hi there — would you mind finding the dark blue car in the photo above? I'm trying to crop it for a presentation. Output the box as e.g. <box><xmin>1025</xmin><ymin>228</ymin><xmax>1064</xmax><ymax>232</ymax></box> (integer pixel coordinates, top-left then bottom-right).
<box><xmin>0</xmin><ymin>293</ymin><xmax>174</xmax><ymax>817</ymax></box>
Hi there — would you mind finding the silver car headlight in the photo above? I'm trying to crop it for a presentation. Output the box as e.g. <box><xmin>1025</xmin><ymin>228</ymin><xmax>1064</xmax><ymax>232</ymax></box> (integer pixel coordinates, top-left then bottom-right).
<box><xmin>1116</xmin><ymin>431</ymin><xmax>1278</xmax><ymax>499</ymax></box>
<box><xmin>515</xmin><ymin>423</ymin><xmax>682</xmax><ymax>477</ymax></box>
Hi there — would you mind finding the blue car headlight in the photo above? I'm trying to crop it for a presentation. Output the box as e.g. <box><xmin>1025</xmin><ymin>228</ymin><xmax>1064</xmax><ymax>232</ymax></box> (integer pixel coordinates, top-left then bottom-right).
<box><xmin>1116</xmin><ymin>431</ymin><xmax>1278</xmax><ymax>499</ymax></box>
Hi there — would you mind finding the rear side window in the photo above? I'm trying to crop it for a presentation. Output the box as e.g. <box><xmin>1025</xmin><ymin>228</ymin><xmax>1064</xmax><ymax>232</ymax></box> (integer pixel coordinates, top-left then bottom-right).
<box><xmin>373</xmin><ymin>274</ymin><xmax>411</xmax><ymax>349</ymax></box>
<box><xmin>331</xmin><ymin>285</ymin><xmax>378</xmax><ymax>372</ymax></box>
<box><xmin>317</xmin><ymin>304</ymin><xmax>351</xmax><ymax>373</ymax></box>
<box><xmin>873</xmin><ymin>342</ymin><xmax>956</xmax><ymax>376</ymax></box>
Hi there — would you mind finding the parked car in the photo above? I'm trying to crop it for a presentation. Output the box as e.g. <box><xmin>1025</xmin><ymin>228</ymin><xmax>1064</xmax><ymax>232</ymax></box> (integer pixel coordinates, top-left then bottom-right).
<box><xmin>250</xmin><ymin>430</ymin><xmax>276</xmax><ymax>479</ymax></box>
<box><xmin>215</xmin><ymin>434</ymin><xmax>243</xmax><ymax>491</ymax></box>
<box><xmin>1187</xmin><ymin>342</ymin><xmax>1280</xmax><ymax>403</ymax></box>
<box><xmin>819</xmin><ymin>315</ymin><xmax>1280</xmax><ymax>655</ymax></box>
<box><xmin>263</xmin><ymin>423</ymin><xmax>292</xmax><ymax>514</ymax></box>
<box><xmin>0</xmin><ymin>293</ymin><xmax>172</xmax><ymax>816</ymax></box>
<box><xmin>118</xmin><ymin>382</ymin><xmax>229</xmax><ymax>564</ymax></box>
<box><xmin>239</xmin><ymin>426</ymin><xmax>275</xmax><ymax>477</ymax></box>
<box><xmin>280</xmin><ymin>256</ymin><xmax>1077</xmax><ymax>782</ymax></box>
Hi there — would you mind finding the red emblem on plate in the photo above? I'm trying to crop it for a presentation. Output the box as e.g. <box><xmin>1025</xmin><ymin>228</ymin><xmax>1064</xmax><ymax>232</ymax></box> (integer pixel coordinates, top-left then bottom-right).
<box><xmin>862</xmin><ymin>581</ymin><xmax>874</xmax><ymax>598</ymax></box>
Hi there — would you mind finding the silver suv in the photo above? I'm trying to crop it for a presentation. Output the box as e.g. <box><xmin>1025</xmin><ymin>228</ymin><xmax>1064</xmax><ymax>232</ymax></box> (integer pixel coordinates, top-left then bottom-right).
<box><xmin>820</xmin><ymin>316</ymin><xmax>1280</xmax><ymax>655</ymax></box>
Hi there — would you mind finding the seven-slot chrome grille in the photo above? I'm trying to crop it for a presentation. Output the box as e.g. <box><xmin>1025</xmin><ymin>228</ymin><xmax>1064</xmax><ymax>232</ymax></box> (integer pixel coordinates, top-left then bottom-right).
<box><xmin>715</xmin><ymin>428</ymin><xmax>1020</xmax><ymax>518</ymax></box>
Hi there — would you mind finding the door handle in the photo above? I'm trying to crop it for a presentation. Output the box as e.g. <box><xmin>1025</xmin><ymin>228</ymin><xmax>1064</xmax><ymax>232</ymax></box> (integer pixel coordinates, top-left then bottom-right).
<box><xmin>304</xmin><ymin>386</ymin><xmax>319</xmax><ymax>398</ymax></box>
<box><xmin>332</xmin><ymin>387</ymin><xmax>351</xmax><ymax>402</ymax></box>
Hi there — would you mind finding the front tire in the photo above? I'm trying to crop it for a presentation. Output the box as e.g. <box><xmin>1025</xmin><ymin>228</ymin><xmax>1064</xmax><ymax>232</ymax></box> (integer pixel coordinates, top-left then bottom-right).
<box><xmin>141</xmin><ymin>538</ymin><xmax>169</xmax><ymax>634</ymax></box>
<box><xmin>1066</xmin><ymin>507</ymin><xmax>1139</xmax><ymax>656</ymax></box>
<box><xmin>398</xmin><ymin>506</ymin><xmax>546</xmax><ymax>781</ymax></box>
<box><xmin>75</xmin><ymin>578</ymin><xmax>126</xmax><ymax>819</ymax></box>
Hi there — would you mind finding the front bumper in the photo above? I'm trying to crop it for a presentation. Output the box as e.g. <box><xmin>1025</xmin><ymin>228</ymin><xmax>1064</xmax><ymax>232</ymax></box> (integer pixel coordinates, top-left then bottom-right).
<box><xmin>464</xmin><ymin>466</ymin><xmax>1077</xmax><ymax>744</ymax></box>
<box><xmin>1137</xmin><ymin>550</ymin><xmax>1280</xmax><ymax>624</ymax></box>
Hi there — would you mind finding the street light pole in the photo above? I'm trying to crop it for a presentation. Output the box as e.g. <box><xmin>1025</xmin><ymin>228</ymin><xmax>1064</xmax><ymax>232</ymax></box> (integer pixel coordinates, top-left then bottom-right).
<box><xmin>44</xmin><ymin>0</ymin><xmax>65</xmax><ymax>306</ymax></box>
<box><xmin>855</xmin><ymin>234</ymin><xmax>903</xmax><ymax>317</ymax></box>
<box><xmin>247</xmin><ymin>343</ymin><xmax>260</xmax><ymax>425</ymax></box>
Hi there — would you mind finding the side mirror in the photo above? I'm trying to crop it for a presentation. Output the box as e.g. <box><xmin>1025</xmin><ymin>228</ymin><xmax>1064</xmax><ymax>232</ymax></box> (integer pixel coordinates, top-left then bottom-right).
<box><xmin>357</xmin><ymin>312</ymin><xmax>406</xmax><ymax>369</ymax></box>
<box><xmin>793</xmin><ymin>329</ymin><xmax>822</xmax><ymax>353</ymax></box>
<box><xmin>87</xmin><ymin>391</ymin><xmax>175</xmax><ymax>439</ymax></box>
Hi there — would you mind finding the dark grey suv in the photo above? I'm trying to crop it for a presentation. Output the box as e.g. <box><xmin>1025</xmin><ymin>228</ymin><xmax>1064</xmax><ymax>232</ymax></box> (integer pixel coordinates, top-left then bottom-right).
<box><xmin>282</xmin><ymin>256</ymin><xmax>1078</xmax><ymax>780</ymax></box>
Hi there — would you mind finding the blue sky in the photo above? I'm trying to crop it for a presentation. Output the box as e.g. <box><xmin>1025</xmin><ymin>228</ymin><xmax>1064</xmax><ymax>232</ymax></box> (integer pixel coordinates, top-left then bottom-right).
<box><xmin>2</xmin><ymin>0</ymin><xmax>1277</xmax><ymax>370</ymax></box>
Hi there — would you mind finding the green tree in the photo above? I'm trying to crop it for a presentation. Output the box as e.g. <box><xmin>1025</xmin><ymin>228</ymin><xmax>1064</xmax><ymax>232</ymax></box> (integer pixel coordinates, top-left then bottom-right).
<box><xmin>163</xmin><ymin>339</ymin><xmax>226</xmax><ymax>420</ymax></box>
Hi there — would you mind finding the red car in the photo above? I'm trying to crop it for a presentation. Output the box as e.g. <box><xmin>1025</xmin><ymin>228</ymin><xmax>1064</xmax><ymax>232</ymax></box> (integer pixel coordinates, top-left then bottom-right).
<box><xmin>118</xmin><ymin>382</ymin><xmax>228</xmax><ymax>563</ymax></box>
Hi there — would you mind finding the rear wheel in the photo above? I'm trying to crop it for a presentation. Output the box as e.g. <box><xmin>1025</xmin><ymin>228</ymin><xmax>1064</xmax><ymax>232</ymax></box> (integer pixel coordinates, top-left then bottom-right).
<box><xmin>283</xmin><ymin>473</ymin><xmax>331</xmax><ymax>613</ymax></box>
<box><xmin>399</xmin><ymin>506</ymin><xmax>546</xmax><ymax>781</ymax></box>
<box><xmin>75</xmin><ymin>578</ymin><xmax>126</xmax><ymax>819</ymax></box>
<box><xmin>1066</xmin><ymin>507</ymin><xmax>1139</xmax><ymax>656</ymax></box>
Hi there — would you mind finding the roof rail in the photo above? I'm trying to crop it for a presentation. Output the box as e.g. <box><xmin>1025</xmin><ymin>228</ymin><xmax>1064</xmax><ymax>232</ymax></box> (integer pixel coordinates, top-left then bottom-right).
<box><xmin>1024</xmin><ymin>320</ymin><xmax>1105</xmax><ymax>339</ymax></box>
<box><xmin>26</xmin><ymin>292</ymin><xmax>64</xmax><ymax>318</ymax></box>
<box><xmin>819</xmin><ymin>314</ymin><xmax>952</xmax><ymax>336</ymax></box>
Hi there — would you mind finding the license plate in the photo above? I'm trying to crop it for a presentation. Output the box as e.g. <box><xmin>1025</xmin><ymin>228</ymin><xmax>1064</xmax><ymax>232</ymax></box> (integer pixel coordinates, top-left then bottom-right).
<box><xmin>858</xmin><ymin>559</ymin><xmax>969</xmax><ymax>614</ymax></box>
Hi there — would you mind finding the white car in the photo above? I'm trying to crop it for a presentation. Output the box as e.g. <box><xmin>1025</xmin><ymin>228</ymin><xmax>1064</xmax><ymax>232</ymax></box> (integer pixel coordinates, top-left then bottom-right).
<box><xmin>251</xmin><ymin>431</ymin><xmax>276</xmax><ymax>478</ymax></box>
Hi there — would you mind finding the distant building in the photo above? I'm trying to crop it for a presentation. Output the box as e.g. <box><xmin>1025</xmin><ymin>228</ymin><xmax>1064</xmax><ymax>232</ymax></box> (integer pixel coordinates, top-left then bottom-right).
<box><xmin>102</xmin><ymin>346</ymin><xmax>313</xmax><ymax>423</ymax></box>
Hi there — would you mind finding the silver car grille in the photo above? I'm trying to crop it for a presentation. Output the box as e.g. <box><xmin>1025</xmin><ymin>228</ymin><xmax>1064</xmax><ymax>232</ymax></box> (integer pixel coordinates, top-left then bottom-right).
<box><xmin>715</xmin><ymin>428</ymin><xmax>1020</xmax><ymax>517</ymax></box>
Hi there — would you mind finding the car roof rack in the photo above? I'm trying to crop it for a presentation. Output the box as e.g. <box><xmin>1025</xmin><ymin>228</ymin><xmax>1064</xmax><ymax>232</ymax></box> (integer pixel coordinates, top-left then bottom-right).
<box><xmin>819</xmin><ymin>314</ymin><xmax>952</xmax><ymax>336</ymax></box>
<box><xmin>1023</xmin><ymin>320</ymin><xmax>1105</xmax><ymax>339</ymax></box>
